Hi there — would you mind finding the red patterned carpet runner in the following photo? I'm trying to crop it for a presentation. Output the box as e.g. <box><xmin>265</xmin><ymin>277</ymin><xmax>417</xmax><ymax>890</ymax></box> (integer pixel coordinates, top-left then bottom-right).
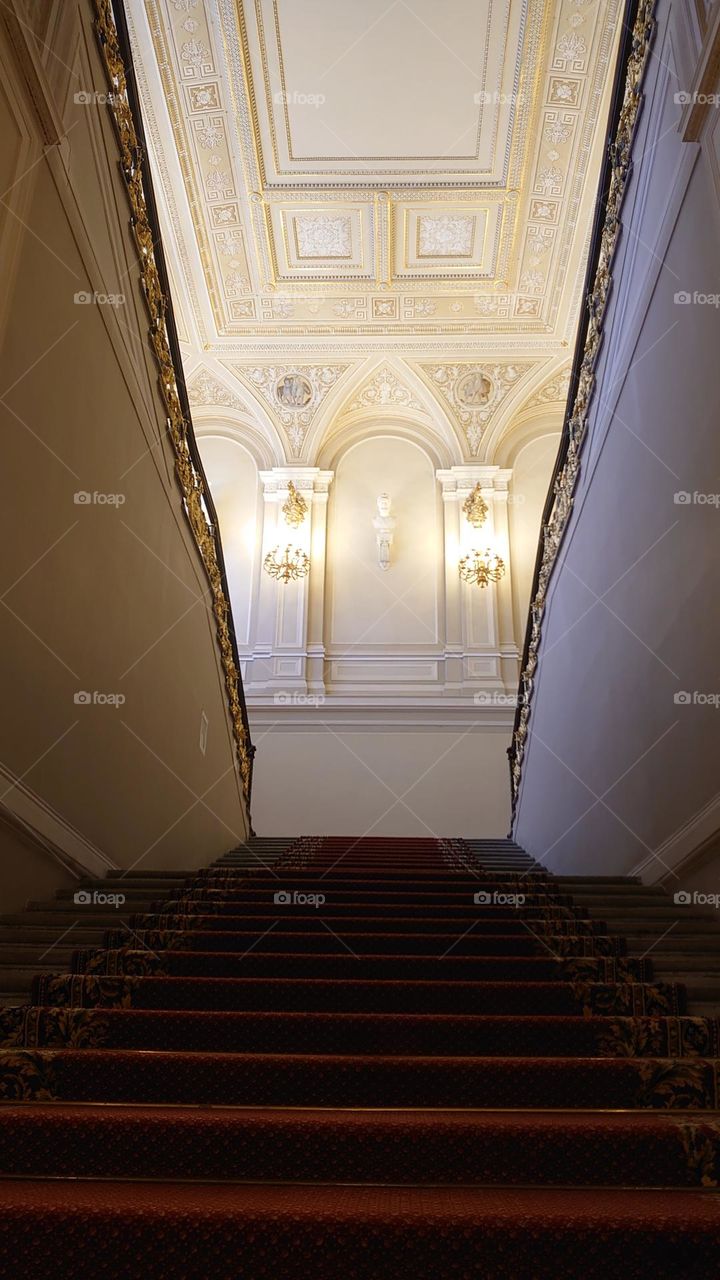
<box><xmin>1</xmin><ymin>836</ymin><xmax>719</xmax><ymax>1277</ymax></box>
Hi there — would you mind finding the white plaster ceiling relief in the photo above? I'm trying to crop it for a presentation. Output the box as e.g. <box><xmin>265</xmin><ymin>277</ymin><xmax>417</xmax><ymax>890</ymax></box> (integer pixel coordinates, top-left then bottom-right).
<box><xmin>417</xmin><ymin>215</ymin><xmax>475</xmax><ymax>258</ymax></box>
<box><xmin>294</xmin><ymin>215</ymin><xmax>352</xmax><ymax>259</ymax></box>
<box><xmin>187</xmin><ymin>367</ymin><xmax>247</xmax><ymax>412</ymax></box>
<box><xmin>345</xmin><ymin>365</ymin><xmax>425</xmax><ymax>415</ymax></box>
<box><xmin>545</xmin><ymin>117</ymin><xmax>573</xmax><ymax>146</ymax></box>
<box><xmin>553</xmin><ymin>31</ymin><xmax>588</xmax><ymax>72</ymax></box>
<box><xmin>231</xmin><ymin>365</ymin><xmax>350</xmax><ymax>457</ymax></box>
<box><xmin>421</xmin><ymin>363</ymin><xmax>535</xmax><ymax>456</ymax></box>
<box><xmin>179</xmin><ymin>37</ymin><xmax>213</xmax><ymax>76</ymax></box>
<box><xmin>527</xmin><ymin>226</ymin><xmax>554</xmax><ymax>259</ymax></box>
<box><xmin>519</xmin><ymin>271</ymin><xmax>546</xmax><ymax>294</ymax></box>
<box><xmin>526</xmin><ymin>365</ymin><xmax>573</xmax><ymax>409</ymax></box>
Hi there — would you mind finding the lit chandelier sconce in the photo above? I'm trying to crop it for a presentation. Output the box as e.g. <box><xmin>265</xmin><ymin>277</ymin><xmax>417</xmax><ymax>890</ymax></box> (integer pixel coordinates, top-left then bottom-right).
<box><xmin>263</xmin><ymin>481</ymin><xmax>311</xmax><ymax>584</ymax></box>
<box><xmin>263</xmin><ymin>544</ymin><xmax>310</xmax><ymax>583</ymax></box>
<box><xmin>458</xmin><ymin>482</ymin><xmax>506</xmax><ymax>589</ymax></box>
<box><xmin>458</xmin><ymin>547</ymin><xmax>506</xmax><ymax>588</ymax></box>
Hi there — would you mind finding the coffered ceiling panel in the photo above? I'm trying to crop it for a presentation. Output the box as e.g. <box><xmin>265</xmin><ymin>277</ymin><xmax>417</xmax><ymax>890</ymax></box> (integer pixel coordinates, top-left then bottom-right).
<box><xmin>127</xmin><ymin>0</ymin><xmax>622</xmax><ymax>460</ymax></box>
<box><xmin>268</xmin><ymin>201</ymin><xmax>373</xmax><ymax>278</ymax></box>
<box><xmin>241</xmin><ymin>0</ymin><xmax>524</xmax><ymax>185</ymax></box>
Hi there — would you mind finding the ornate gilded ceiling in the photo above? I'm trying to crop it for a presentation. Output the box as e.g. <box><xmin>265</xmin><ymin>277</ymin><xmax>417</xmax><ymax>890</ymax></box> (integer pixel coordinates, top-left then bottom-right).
<box><xmin>127</xmin><ymin>0</ymin><xmax>621</xmax><ymax>463</ymax></box>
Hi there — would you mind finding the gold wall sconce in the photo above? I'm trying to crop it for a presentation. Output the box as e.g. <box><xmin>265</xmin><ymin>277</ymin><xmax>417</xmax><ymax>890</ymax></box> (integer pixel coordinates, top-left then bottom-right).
<box><xmin>458</xmin><ymin>482</ymin><xmax>506</xmax><ymax>589</ymax></box>
<box><xmin>462</xmin><ymin>483</ymin><xmax>489</xmax><ymax>528</ymax></box>
<box><xmin>263</xmin><ymin>481</ymin><xmax>310</xmax><ymax>584</ymax></box>
<box><xmin>263</xmin><ymin>544</ymin><xmax>310</xmax><ymax>583</ymax></box>
<box><xmin>282</xmin><ymin>481</ymin><xmax>308</xmax><ymax>528</ymax></box>
<box><xmin>458</xmin><ymin>548</ymin><xmax>506</xmax><ymax>587</ymax></box>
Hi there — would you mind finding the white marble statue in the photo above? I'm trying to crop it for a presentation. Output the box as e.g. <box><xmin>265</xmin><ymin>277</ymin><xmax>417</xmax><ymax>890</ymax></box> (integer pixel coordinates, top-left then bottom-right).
<box><xmin>372</xmin><ymin>493</ymin><xmax>397</xmax><ymax>571</ymax></box>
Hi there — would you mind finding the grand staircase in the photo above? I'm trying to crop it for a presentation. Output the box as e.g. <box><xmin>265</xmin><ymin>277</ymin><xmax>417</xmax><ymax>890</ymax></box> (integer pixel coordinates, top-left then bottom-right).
<box><xmin>0</xmin><ymin>836</ymin><xmax>719</xmax><ymax>1276</ymax></box>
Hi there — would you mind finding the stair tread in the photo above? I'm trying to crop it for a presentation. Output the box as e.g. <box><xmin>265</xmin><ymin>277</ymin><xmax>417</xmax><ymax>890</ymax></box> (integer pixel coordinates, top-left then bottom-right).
<box><xmin>0</xmin><ymin>1178</ymin><xmax>717</xmax><ymax>1219</ymax></box>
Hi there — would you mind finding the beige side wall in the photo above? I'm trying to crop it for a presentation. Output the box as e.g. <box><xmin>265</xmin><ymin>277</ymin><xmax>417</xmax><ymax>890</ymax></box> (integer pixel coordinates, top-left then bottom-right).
<box><xmin>0</xmin><ymin>0</ymin><xmax>250</xmax><ymax>899</ymax></box>
<box><xmin>514</xmin><ymin>0</ymin><xmax>720</xmax><ymax>880</ymax></box>
<box><xmin>0</xmin><ymin>818</ymin><xmax>76</xmax><ymax>917</ymax></box>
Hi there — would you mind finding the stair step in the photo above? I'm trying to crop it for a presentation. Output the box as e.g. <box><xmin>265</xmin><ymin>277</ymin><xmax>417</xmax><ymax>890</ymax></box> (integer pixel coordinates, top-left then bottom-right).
<box><xmin>0</xmin><ymin>1104</ymin><xmax>713</xmax><ymax>1189</ymax></box>
<box><xmin>3</xmin><ymin>827</ymin><xmax>719</xmax><ymax>1270</ymax></box>
<box><xmin>0</xmin><ymin>911</ymin><xmax>136</xmax><ymax>926</ymax></box>
<box><xmin>0</xmin><ymin>946</ymin><xmax>76</xmax><ymax>963</ymax></box>
<box><xmin>0</xmin><ymin>928</ymin><xmax>107</xmax><ymax>945</ymax></box>
<box><xmin>2</xmin><ymin>1009</ymin><xmax>714</xmax><ymax>1058</ymax></box>
<box><xmin>0</xmin><ymin>1179</ymin><xmax>718</xmax><ymax>1280</ymax></box>
<box><xmin>0</xmin><ymin>1048</ymin><xmax>715</xmax><ymax>1107</ymax></box>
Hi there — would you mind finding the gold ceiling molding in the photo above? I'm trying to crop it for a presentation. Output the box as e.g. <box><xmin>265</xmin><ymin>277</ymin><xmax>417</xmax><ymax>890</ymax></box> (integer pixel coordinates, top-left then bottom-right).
<box><xmin>141</xmin><ymin>0</ymin><xmax>248</xmax><ymax>335</ymax></box>
<box><xmin>417</xmin><ymin>361</ymin><xmax>537</xmax><ymax>456</ymax></box>
<box><xmin>94</xmin><ymin>0</ymin><xmax>253</xmax><ymax>799</ymax></box>
<box><xmin>509</xmin><ymin>0</ymin><xmax>658</xmax><ymax>818</ymax></box>
<box><xmin>127</xmin><ymin>0</ymin><xmax>622</xmax><ymax>339</ymax></box>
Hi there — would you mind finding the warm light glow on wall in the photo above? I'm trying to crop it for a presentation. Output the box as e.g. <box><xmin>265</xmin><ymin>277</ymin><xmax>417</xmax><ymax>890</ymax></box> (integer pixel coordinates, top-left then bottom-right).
<box><xmin>263</xmin><ymin>481</ymin><xmax>311</xmax><ymax>585</ymax></box>
<box><xmin>242</xmin><ymin>519</ymin><xmax>257</xmax><ymax>556</ymax></box>
<box><xmin>458</xmin><ymin>483</ymin><xmax>505</xmax><ymax>589</ymax></box>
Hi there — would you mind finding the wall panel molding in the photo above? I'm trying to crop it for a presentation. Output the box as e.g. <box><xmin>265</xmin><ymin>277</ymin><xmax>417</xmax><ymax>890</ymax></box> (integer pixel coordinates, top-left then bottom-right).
<box><xmin>0</xmin><ymin>761</ymin><xmax>117</xmax><ymax>879</ymax></box>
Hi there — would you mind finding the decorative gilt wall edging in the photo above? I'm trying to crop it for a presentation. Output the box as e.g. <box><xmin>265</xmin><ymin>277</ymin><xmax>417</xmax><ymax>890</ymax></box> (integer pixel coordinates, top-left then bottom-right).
<box><xmin>510</xmin><ymin>0</ymin><xmax>657</xmax><ymax>819</ymax></box>
<box><xmin>93</xmin><ymin>0</ymin><xmax>253</xmax><ymax>800</ymax></box>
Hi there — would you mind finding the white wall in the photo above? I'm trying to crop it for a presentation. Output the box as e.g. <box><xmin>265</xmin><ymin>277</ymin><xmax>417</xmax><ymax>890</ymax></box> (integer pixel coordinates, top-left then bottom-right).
<box><xmin>199</xmin><ymin>427</ymin><xmax>558</xmax><ymax>839</ymax></box>
<box><xmin>249</xmin><ymin>723</ymin><xmax>511</xmax><ymax>837</ymax></box>
<box><xmin>327</xmin><ymin>436</ymin><xmax>440</xmax><ymax>652</ymax></box>
<box><xmin>515</xmin><ymin>0</ymin><xmax>720</xmax><ymax>879</ymax></box>
<box><xmin>197</xmin><ymin>436</ymin><xmax>260</xmax><ymax>650</ymax></box>
<box><xmin>508</xmin><ymin>432</ymin><xmax>562</xmax><ymax>639</ymax></box>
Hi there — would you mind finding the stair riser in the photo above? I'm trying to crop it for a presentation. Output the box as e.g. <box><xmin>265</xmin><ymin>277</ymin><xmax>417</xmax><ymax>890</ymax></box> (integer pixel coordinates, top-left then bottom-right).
<box><xmin>3</xmin><ymin>1011</ymin><xmax>714</xmax><ymax>1058</ymax></box>
<box><xmin>0</xmin><ymin>1113</ymin><xmax>707</xmax><ymax>1188</ymax></box>
<box><xmin>0</xmin><ymin>1051</ymin><xmax>714</xmax><ymax>1108</ymax></box>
